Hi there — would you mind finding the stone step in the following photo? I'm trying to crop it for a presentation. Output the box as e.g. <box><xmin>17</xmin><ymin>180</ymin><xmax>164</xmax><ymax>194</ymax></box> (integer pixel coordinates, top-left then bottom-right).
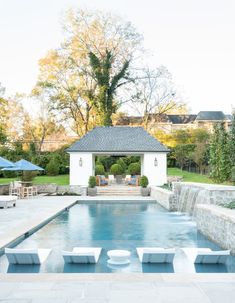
<box><xmin>97</xmin><ymin>186</ymin><xmax>141</xmax><ymax>196</ymax></box>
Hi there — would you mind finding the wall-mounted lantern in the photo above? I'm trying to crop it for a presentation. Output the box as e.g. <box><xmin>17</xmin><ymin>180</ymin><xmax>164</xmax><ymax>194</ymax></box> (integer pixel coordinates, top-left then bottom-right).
<box><xmin>79</xmin><ymin>157</ymin><xmax>83</xmax><ymax>167</ymax></box>
<box><xmin>154</xmin><ymin>157</ymin><xmax>158</xmax><ymax>167</ymax></box>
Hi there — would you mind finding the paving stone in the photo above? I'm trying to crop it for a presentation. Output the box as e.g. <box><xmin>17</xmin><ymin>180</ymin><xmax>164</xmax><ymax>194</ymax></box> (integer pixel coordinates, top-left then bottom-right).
<box><xmin>0</xmin><ymin>300</ymin><xmax>31</xmax><ymax>303</ymax></box>
<box><xmin>110</xmin><ymin>281</ymin><xmax>155</xmax><ymax>290</ymax></box>
<box><xmin>108</xmin><ymin>291</ymin><xmax>159</xmax><ymax>303</ymax></box>
<box><xmin>197</xmin><ymin>282</ymin><xmax>235</xmax><ymax>303</ymax></box>
<box><xmin>7</xmin><ymin>289</ymin><xmax>83</xmax><ymax>300</ymax></box>
<box><xmin>157</xmin><ymin>285</ymin><xmax>211</xmax><ymax>303</ymax></box>
<box><xmin>52</xmin><ymin>282</ymin><xmax>85</xmax><ymax>291</ymax></box>
<box><xmin>31</xmin><ymin>299</ymin><xmax>68</xmax><ymax>303</ymax></box>
<box><xmin>18</xmin><ymin>282</ymin><xmax>55</xmax><ymax>290</ymax></box>
<box><xmin>84</xmin><ymin>282</ymin><xmax>110</xmax><ymax>298</ymax></box>
<box><xmin>69</xmin><ymin>298</ymin><xmax>108</xmax><ymax>303</ymax></box>
<box><xmin>0</xmin><ymin>282</ymin><xmax>21</xmax><ymax>299</ymax></box>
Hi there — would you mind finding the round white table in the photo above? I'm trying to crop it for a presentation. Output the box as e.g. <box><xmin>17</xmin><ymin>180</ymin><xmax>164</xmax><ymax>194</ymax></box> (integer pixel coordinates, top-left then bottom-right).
<box><xmin>107</xmin><ymin>249</ymin><xmax>131</xmax><ymax>265</ymax></box>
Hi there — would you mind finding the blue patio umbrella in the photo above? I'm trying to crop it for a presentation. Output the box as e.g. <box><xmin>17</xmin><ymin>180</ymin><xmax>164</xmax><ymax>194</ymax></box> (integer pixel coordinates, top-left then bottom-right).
<box><xmin>2</xmin><ymin>159</ymin><xmax>44</xmax><ymax>171</ymax></box>
<box><xmin>0</xmin><ymin>156</ymin><xmax>15</xmax><ymax>168</ymax></box>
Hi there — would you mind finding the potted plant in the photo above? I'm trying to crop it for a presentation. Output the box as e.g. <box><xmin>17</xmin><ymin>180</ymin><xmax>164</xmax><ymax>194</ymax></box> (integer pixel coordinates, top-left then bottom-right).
<box><xmin>110</xmin><ymin>164</ymin><xmax>124</xmax><ymax>184</ymax></box>
<box><xmin>140</xmin><ymin>175</ymin><xmax>150</xmax><ymax>196</ymax></box>
<box><xmin>87</xmin><ymin>176</ymin><xmax>97</xmax><ymax>196</ymax></box>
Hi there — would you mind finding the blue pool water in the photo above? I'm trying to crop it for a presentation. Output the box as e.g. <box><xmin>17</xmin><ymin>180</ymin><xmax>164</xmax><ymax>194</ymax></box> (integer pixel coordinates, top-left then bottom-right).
<box><xmin>1</xmin><ymin>202</ymin><xmax>235</xmax><ymax>273</ymax></box>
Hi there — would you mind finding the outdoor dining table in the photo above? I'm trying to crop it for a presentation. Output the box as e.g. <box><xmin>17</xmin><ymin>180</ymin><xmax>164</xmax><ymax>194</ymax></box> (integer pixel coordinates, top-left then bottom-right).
<box><xmin>19</xmin><ymin>181</ymin><xmax>33</xmax><ymax>187</ymax></box>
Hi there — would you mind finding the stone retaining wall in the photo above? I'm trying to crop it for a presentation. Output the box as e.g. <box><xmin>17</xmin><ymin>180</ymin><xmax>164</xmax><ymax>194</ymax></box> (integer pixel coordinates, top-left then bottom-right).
<box><xmin>151</xmin><ymin>186</ymin><xmax>177</xmax><ymax>211</ymax></box>
<box><xmin>195</xmin><ymin>204</ymin><xmax>235</xmax><ymax>254</ymax></box>
<box><xmin>36</xmin><ymin>184</ymin><xmax>87</xmax><ymax>196</ymax></box>
<box><xmin>173</xmin><ymin>182</ymin><xmax>235</xmax><ymax>214</ymax></box>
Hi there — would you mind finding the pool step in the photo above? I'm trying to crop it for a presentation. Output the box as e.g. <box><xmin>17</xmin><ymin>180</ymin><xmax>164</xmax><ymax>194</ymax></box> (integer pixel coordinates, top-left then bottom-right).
<box><xmin>97</xmin><ymin>186</ymin><xmax>141</xmax><ymax>196</ymax></box>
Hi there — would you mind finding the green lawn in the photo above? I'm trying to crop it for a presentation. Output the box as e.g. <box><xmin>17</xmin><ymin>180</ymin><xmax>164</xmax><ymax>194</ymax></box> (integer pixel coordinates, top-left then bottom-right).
<box><xmin>0</xmin><ymin>169</ymin><xmax>231</xmax><ymax>186</ymax></box>
<box><xmin>168</xmin><ymin>167</ymin><xmax>222</xmax><ymax>184</ymax></box>
<box><xmin>0</xmin><ymin>174</ymin><xmax>69</xmax><ymax>185</ymax></box>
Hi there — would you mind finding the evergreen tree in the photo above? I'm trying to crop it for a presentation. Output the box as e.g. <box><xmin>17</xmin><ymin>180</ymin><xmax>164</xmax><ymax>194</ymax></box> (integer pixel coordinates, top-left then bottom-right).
<box><xmin>229</xmin><ymin>114</ymin><xmax>235</xmax><ymax>167</ymax></box>
<box><xmin>209</xmin><ymin>122</ymin><xmax>231</xmax><ymax>182</ymax></box>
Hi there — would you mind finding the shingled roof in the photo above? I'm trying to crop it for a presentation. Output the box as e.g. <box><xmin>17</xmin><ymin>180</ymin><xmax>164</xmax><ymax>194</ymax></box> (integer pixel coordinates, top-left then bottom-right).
<box><xmin>196</xmin><ymin>111</ymin><xmax>226</xmax><ymax>121</ymax></box>
<box><xmin>67</xmin><ymin>126</ymin><xmax>169</xmax><ymax>153</ymax></box>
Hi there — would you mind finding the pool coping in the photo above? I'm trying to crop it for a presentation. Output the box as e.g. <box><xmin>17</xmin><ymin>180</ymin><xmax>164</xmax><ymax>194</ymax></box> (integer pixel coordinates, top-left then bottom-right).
<box><xmin>1</xmin><ymin>272</ymin><xmax>235</xmax><ymax>282</ymax></box>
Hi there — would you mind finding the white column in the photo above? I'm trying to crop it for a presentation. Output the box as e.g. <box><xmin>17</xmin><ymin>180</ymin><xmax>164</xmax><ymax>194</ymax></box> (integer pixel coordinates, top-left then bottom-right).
<box><xmin>142</xmin><ymin>152</ymin><xmax>167</xmax><ymax>186</ymax></box>
<box><xmin>69</xmin><ymin>152</ymin><xmax>93</xmax><ymax>186</ymax></box>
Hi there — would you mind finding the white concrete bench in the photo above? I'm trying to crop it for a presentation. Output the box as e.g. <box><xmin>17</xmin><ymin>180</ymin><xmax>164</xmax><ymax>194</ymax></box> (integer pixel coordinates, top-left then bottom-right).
<box><xmin>0</xmin><ymin>195</ymin><xmax>17</xmax><ymax>209</ymax></box>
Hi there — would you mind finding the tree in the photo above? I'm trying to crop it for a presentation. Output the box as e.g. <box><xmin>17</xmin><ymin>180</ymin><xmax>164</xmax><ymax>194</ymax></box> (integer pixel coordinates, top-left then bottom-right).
<box><xmin>229</xmin><ymin>114</ymin><xmax>235</xmax><ymax>167</ymax></box>
<box><xmin>209</xmin><ymin>122</ymin><xmax>231</xmax><ymax>182</ymax></box>
<box><xmin>22</xmin><ymin>96</ymin><xmax>66</xmax><ymax>154</ymax></box>
<box><xmin>128</xmin><ymin>66</ymin><xmax>186</xmax><ymax>130</ymax></box>
<box><xmin>89</xmin><ymin>50</ymin><xmax>130</xmax><ymax>125</ymax></box>
<box><xmin>0</xmin><ymin>85</ymin><xmax>25</xmax><ymax>144</ymax></box>
<box><xmin>0</xmin><ymin>84</ymin><xmax>8</xmax><ymax>144</ymax></box>
<box><xmin>34</xmin><ymin>9</ymin><xmax>142</xmax><ymax>132</ymax></box>
<box><xmin>175</xmin><ymin>144</ymin><xmax>195</xmax><ymax>170</ymax></box>
<box><xmin>191</xmin><ymin>142</ymin><xmax>209</xmax><ymax>174</ymax></box>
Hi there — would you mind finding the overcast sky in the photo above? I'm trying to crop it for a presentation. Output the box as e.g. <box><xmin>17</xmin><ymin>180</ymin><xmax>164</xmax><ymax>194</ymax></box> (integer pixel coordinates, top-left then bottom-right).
<box><xmin>0</xmin><ymin>0</ymin><xmax>235</xmax><ymax>114</ymax></box>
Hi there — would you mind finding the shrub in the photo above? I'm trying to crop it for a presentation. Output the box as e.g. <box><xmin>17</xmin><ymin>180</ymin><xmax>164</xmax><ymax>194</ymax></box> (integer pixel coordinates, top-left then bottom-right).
<box><xmin>116</xmin><ymin>158</ymin><xmax>127</xmax><ymax>172</ymax></box>
<box><xmin>140</xmin><ymin>176</ymin><xmax>149</xmax><ymax>188</ymax></box>
<box><xmin>110</xmin><ymin>164</ymin><xmax>124</xmax><ymax>175</ymax></box>
<box><xmin>95</xmin><ymin>164</ymin><xmax>105</xmax><ymax>175</ymax></box>
<box><xmin>2</xmin><ymin>170</ymin><xmax>18</xmax><ymax>178</ymax></box>
<box><xmin>232</xmin><ymin>167</ymin><xmax>235</xmax><ymax>184</ymax></box>
<box><xmin>88</xmin><ymin>176</ymin><xmax>96</xmax><ymax>188</ymax></box>
<box><xmin>46</xmin><ymin>157</ymin><xmax>60</xmax><ymax>176</ymax></box>
<box><xmin>224</xmin><ymin>200</ymin><xmax>235</xmax><ymax>209</ymax></box>
<box><xmin>128</xmin><ymin>162</ymin><xmax>141</xmax><ymax>175</ymax></box>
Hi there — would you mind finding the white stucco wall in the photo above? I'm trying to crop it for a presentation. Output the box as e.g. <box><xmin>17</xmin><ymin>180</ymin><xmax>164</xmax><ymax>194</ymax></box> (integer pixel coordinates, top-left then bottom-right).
<box><xmin>69</xmin><ymin>152</ymin><xmax>93</xmax><ymax>186</ymax></box>
<box><xmin>69</xmin><ymin>151</ymin><xmax>167</xmax><ymax>186</ymax></box>
<box><xmin>142</xmin><ymin>152</ymin><xmax>167</xmax><ymax>186</ymax></box>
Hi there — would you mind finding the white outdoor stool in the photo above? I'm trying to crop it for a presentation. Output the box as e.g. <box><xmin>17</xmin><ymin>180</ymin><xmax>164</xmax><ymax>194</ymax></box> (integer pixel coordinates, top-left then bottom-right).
<box><xmin>107</xmin><ymin>250</ymin><xmax>131</xmax><ymax>265</ymax></box>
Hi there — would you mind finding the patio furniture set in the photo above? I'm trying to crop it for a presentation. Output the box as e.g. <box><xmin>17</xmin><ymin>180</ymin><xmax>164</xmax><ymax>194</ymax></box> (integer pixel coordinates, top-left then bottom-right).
<box><xmin>96</xmin><ymin>175</ymin><xmax>140</xmax><ymax>186</ymax></box>
<box><xmin>9</xmin><ymin>181</ymin><xmax>38</xmax><ymax>199</ymax></box>
<box><xmin>4</xmin><ymin>247</ymin><xmax>230</xmax><ymax>265</ymax></box>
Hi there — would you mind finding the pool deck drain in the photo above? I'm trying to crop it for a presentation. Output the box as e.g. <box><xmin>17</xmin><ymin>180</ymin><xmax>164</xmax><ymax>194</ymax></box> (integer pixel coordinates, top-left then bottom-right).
<box><xmin>0</xmin><ymin>273</ymin><xmax>235</xmax><ymax>302</ymax></box>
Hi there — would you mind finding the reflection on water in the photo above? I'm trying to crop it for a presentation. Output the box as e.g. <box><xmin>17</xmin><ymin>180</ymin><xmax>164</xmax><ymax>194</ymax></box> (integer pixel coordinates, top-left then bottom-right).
<box><xmin>0</xmin><ymin>202</ymin><xmax>235</xmax><ymax>273</ymax></box>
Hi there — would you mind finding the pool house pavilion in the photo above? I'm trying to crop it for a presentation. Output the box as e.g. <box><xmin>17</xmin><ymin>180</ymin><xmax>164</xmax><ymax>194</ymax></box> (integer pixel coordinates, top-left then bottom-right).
<box><xmin>67</xmin><ymin>126</ymin><xmax>169</xmax><ymax>186</ymax></box>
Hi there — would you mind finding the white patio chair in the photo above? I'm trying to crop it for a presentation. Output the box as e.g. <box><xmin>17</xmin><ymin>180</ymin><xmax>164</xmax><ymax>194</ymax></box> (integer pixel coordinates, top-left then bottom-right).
<box><xmin>32</xmin><ymin>185</ymin><xmax>38</xmax><ymax>196</ymax></box>
<box><xmin>108</xmin><ymin>175</ymin><xmax>115</xmax><ymax>185</ymax></box>
<box><xmin>62</xmin><ymin>247</ymin><xmax>102</xmax><ymax>264</ymax></box>
<box><xmin>125</xmin><ymin>175</ymin><xmax>131</xmax><ymax>184</ymax></box>
<box><xmin>136</xmin><ymin>247</ymin><xmax>176</xmax><ymax>263</ymax></box>
<box><xmin>9</xmin><ymin>182</ymin><xmax>21</xmax><ymax>197</ymax></box>
<box><xmin>182</xmin><ymin>248</ymin><xmax>230</xmax><ymax>264</ymax></box>
<box><xmin>5</xmin><ymin>248</ymin><xmax>51</xmax><ymax>265</ymax></box>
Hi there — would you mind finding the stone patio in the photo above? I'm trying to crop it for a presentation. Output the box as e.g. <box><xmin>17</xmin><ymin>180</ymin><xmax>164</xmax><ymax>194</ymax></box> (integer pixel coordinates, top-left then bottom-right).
<box><xmin>0</xmin><ymin>273</ymin><xmax>235</xmax><ymax>302</ymax></box>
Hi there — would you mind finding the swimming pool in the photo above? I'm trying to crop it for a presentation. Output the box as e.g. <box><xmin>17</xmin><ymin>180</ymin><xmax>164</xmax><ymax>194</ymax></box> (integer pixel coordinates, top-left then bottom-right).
<box><xmin>1</xmin><ymin>202</ymin><xmax>235</xmax><ymax>273</ymax></box>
